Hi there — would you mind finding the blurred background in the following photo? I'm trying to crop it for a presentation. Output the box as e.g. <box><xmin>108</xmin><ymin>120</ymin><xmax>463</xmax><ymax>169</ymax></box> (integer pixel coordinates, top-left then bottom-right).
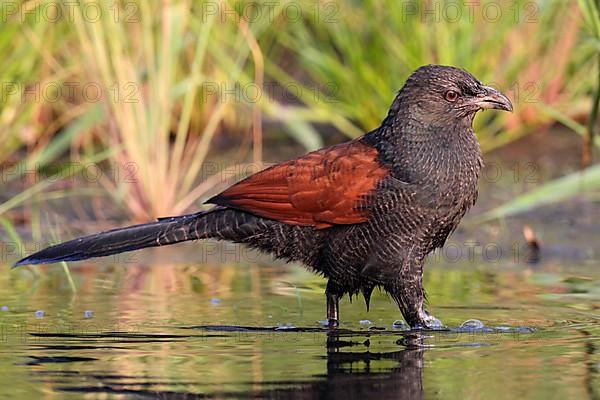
<box><xmin>1</xmin><ymin>1</ymin><xmax>600</xmax><ymax>398</ymax></box>
<box><xmin>2</xmin><ymin>0</ymin><xmax>598</xmax><ymax>224</ymax></box>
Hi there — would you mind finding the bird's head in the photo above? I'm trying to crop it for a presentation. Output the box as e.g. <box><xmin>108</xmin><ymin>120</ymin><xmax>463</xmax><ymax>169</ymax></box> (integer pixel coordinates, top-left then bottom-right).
<box><xmin>395</xmin><ymin>65</ymin><xmax>513</xmax><ymax>127</ymax></box>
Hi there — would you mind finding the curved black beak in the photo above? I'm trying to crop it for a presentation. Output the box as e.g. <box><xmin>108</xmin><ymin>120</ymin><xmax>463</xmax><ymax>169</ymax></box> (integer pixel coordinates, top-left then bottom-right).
<box><xmin>474</xmin><ymin>86</ymin><xmax>513</xmax><ymax>112</ymax></box>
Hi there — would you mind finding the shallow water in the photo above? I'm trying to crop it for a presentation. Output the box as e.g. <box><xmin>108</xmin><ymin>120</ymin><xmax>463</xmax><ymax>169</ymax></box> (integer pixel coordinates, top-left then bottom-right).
<box><xmin>2</xmin><ymin>242</ymin><xmax>600</xmax><ymax>399</ymax></box>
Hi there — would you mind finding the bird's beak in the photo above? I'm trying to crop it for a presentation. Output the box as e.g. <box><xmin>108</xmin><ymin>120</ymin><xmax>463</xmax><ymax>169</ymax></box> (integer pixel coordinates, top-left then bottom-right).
<box><xmin>473</xmin><ymin>86</ymin><xmax>513</xmax><ymax>112</ymax></box>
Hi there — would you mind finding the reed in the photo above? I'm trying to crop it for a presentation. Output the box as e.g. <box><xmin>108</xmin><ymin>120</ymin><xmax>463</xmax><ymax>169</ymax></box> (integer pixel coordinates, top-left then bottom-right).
<box><xmin>267</xmin><ymin>0</ymin><xmax>593</xmax><ymax>151</ymax></box>
<box><xmin>1</xmin><ymin>0</ymin><xmax>598</xmax><ymax>223</ymax></box>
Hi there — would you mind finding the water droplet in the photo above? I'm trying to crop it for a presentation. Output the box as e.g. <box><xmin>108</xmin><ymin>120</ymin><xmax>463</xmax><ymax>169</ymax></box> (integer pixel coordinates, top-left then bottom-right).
<box><xmin>359</xmin><ymin>319</ymin><xmax>372</xmax><ymax>325</ymax></box>
<box><xmin>494</xmin><ymin>326</ymin><xmax>511</xmax><ymax>332</ymax></box>
<box><xmin>210</xmin><ymin>298</ymin><xmax>221</xmax><ymax>305</ymax></box>
<box><xmin>84</xmin><ymin>310</ymin><xmax>93</xmax><ymax>318</ymax></box>
<box><xmin>275</xmin><ymin>322</ymin><xmax>296</xmax><ymax>330</ymax></box>
<box><xmin>459</xmin><ymin>319</ymin><xmax>485</xmax><ymax>330</ymax></box>
<box><xmin>35</xmin><ymin>310</ymin><xmax>45</xmax><ymax>318</ymax></box>
<box><xmin>515</xmin><ymin>326</ymin><xmax>535</xmax><ymax>334</ymax></box>
<box><xmin>392</xmin><ymin>320</ymin><xmax>408</xmax><ymax>329</ymax></box>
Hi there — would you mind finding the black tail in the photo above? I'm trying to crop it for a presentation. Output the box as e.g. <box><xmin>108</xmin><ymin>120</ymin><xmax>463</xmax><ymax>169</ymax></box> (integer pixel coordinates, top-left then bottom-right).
<box><xmin>13</xmin><ymin>208</ymin><xmax>224</xmax><ymax>267</ymax></box>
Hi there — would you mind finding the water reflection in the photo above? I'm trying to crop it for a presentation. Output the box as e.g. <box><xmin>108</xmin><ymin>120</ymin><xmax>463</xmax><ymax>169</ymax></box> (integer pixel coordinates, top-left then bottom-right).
<box><xmin>314</xmin><ymin>332</ymin><xmax>425</xmax><ymax>400</ymax></box>
<box><xmin>232</xmin><ymin>331</ymin><xmax>426</xmax><ymax>399</ymax></box>
<box><xmin>5</xmin><ymin>260</ymin><xmax>600</xmax><ymax>399</ymax></box>
<box><xmin>26</xmin><ymin>327</ymin><xmax>427</xmax><ymax>399</ymax></box>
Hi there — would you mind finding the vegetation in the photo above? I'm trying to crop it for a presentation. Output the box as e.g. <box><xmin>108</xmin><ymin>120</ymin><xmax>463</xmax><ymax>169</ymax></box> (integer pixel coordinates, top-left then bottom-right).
<box><xmin>0</xmin><ymin>0</ymin><xmax>599</xmax><ymax>230</ymax></box>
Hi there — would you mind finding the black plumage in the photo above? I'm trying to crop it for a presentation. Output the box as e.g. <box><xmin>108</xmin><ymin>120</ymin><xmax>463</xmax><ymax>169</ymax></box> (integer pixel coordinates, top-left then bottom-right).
<box><xmin>14</xmin><ymin>65</ymin><xmax>513</xmax><ymax>329</ymax></box>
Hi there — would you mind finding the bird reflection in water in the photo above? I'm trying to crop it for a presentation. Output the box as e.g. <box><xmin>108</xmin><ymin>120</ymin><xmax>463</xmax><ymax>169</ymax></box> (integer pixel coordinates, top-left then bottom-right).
<box><xmin>246</xmin><ymin>331</ymin><xmax>426</xmax><ymax>400</ymax></box>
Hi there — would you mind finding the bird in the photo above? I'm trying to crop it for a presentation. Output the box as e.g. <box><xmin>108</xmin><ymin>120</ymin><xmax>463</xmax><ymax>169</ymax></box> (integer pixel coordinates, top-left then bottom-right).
<box><xmin>14</xmin><ymin>65</ymin><xmax>513</xmax><ymax>329</ymax></box>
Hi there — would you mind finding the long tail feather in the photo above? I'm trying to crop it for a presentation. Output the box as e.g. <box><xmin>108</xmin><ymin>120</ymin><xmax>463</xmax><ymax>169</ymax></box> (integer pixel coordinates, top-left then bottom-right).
<box><xmin>13</xmin><ymin>209</ymin><xmax>220</xmax><ymax>267</ymax></box>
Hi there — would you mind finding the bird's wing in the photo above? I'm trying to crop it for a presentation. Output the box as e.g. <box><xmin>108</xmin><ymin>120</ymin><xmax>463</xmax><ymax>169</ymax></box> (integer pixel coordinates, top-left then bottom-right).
<box><xmin>207</xmin><ymin>140</ymin><xmax>389</xmax><ymax>229</ymax></box>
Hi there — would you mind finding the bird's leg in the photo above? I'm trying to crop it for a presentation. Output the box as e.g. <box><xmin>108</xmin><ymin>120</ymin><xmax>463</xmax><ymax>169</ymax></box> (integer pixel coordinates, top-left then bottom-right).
<box><xmin>326</xmin><ymin>293</ymin><xmax>339</xmax><ymax>328</ymax></box>
<box><xmin>389</xmin><ymin>260</ymin><xmax>445</xmax><ymax>330</ymax></box>
<box><xmin>326</xmin><ymin>281</ymin><xmax>341</xmax><ymax>328</ymax></box>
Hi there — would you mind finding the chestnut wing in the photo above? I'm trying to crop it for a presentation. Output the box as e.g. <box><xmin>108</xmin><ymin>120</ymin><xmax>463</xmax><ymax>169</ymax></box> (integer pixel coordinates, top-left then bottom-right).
<box><xmin>207</xmin><ymin>140</ymin><xmax>389</xmax><ymax>229</ymax></box>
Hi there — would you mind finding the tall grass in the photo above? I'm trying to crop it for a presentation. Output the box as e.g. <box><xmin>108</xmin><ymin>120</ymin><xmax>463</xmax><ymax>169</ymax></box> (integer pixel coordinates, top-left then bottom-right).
<box><xmin>0</xmin><ymin>4</ymin><xmax>88</xmax><ymax>176</ymax></box>
<box><xmin>481</xmin><ymin>0</ymin><xmax>600</xmax><ymax>218</ymax></box>
<box><xmin>65</xmin><ymin>1</ymin><xmax>320</xmax><ymax>220</ymax></box>
<box><xmin>0</xmin><ymin>10</ymin><xmax>109</xmax><ymax>229</ymax></box>
<box><xmin>1</xmin><ymin>0</ymin><xmax>598</xmax><ymax>225</ymax></box>
<box><xmin>0</xmin><ymin>10</ymin><xmax>50</xmax><ymax>165</ymax></box>
<box><xmin>68</xmin><ymin>1</ymin><xmax>241</xmax><ymax>219</ymax></box>
<box><xmin>1</xmin><ymin>1</ymin><xmax>285</xmax><ymax>222</ymax></box>
<box><xmin>268</xmin><ymin>0</ymin><xmax>592</xmax><ymax>151</ymax></box>
<box><xmin>578</xmin><ymin>0</ymin><xmax>600</xmax><ymax>167</ymax></box>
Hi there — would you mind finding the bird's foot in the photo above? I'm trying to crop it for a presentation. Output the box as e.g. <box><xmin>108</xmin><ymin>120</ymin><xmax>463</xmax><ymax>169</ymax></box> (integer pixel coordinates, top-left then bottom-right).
<box><xmin>327</xmin><ymin>318</ymin><xmax>339</xmax><ymax>329</ymax></box>
<box><xmin>410</xmin><ymin>311</ymin><xmax>446</xmax><ymax>330</ymax></box>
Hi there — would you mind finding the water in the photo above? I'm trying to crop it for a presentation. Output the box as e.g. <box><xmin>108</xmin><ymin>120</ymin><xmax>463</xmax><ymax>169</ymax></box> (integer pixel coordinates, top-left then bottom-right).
<box><xmin>2</xmin><ymin>247</ymin><xmax>600</xmax><ymax>399</ymax></box>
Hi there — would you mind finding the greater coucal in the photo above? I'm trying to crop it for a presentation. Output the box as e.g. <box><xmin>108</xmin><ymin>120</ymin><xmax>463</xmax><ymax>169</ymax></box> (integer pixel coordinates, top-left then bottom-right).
<box><xmin>14</xmin><ymin>65</ymin><xmax>513</xmax><ymax>329</ymax></box>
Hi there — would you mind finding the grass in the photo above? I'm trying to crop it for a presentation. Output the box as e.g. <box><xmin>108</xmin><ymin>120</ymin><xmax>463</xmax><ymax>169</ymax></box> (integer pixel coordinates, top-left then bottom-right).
<box><xmin>0</xmin><ymin>0</ymin><xmax>598</xmax><ymax>226</ymax></box>
<box><xmin>0</xmin><ymin>13</ymin><xmax>50</xmax><ymax>165</ymax></box>
<box><xmin>479</xmin><ymin>0</ymin><xmax>600</xmax><ymax>219</ymax></box>
<box><xmin>480</xmin><ymin>163</ymin><xmax>600</xmax><ymax>220</ymax></box>
<box><xmin>268</xmin><ymin>0</ymin><xmax>593</xmax><ymax>151</ymax></box>
<box><xmin>69</xmin><ymin>1</ymin><xmax>230</xmax><ymax>219</ymax></box>
<box><xmin>579</xmin><ymin>0</ymin><xmax>600</xmax><ymax>167</ymax></box>
<box><xmin>61</xmin><ymin>1</ymin><xmax>305</xmax><ymax>220</ymax></box>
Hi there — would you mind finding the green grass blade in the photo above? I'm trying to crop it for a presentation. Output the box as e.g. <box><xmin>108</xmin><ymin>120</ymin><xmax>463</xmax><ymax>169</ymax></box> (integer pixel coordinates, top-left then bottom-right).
<box><xmin>480</xmin><ymin>164</ymin><xmax>600</xmax><ymax>220</ymax></box>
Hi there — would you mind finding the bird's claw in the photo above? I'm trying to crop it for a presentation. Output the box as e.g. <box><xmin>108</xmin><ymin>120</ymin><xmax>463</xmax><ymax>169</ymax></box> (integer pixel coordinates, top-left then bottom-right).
<box><xmin>410</xmin><ymin>311</ymin><xmax>446</xmax><ymax>330</ymax></box>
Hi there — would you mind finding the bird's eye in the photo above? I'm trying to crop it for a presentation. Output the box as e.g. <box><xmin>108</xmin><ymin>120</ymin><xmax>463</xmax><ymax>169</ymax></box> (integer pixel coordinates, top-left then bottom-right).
<box><xmin>445</xmin><ymin>90</ymin><xmax>459</xmax><ymax>102</ymax></box>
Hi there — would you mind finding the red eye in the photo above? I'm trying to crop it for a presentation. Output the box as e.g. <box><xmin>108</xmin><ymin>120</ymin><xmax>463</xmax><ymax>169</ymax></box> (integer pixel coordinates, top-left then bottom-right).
<box><xmin>445</xmin><ymin>90</ymin><xmax>459</xmax><ymax>102</ymax></box>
